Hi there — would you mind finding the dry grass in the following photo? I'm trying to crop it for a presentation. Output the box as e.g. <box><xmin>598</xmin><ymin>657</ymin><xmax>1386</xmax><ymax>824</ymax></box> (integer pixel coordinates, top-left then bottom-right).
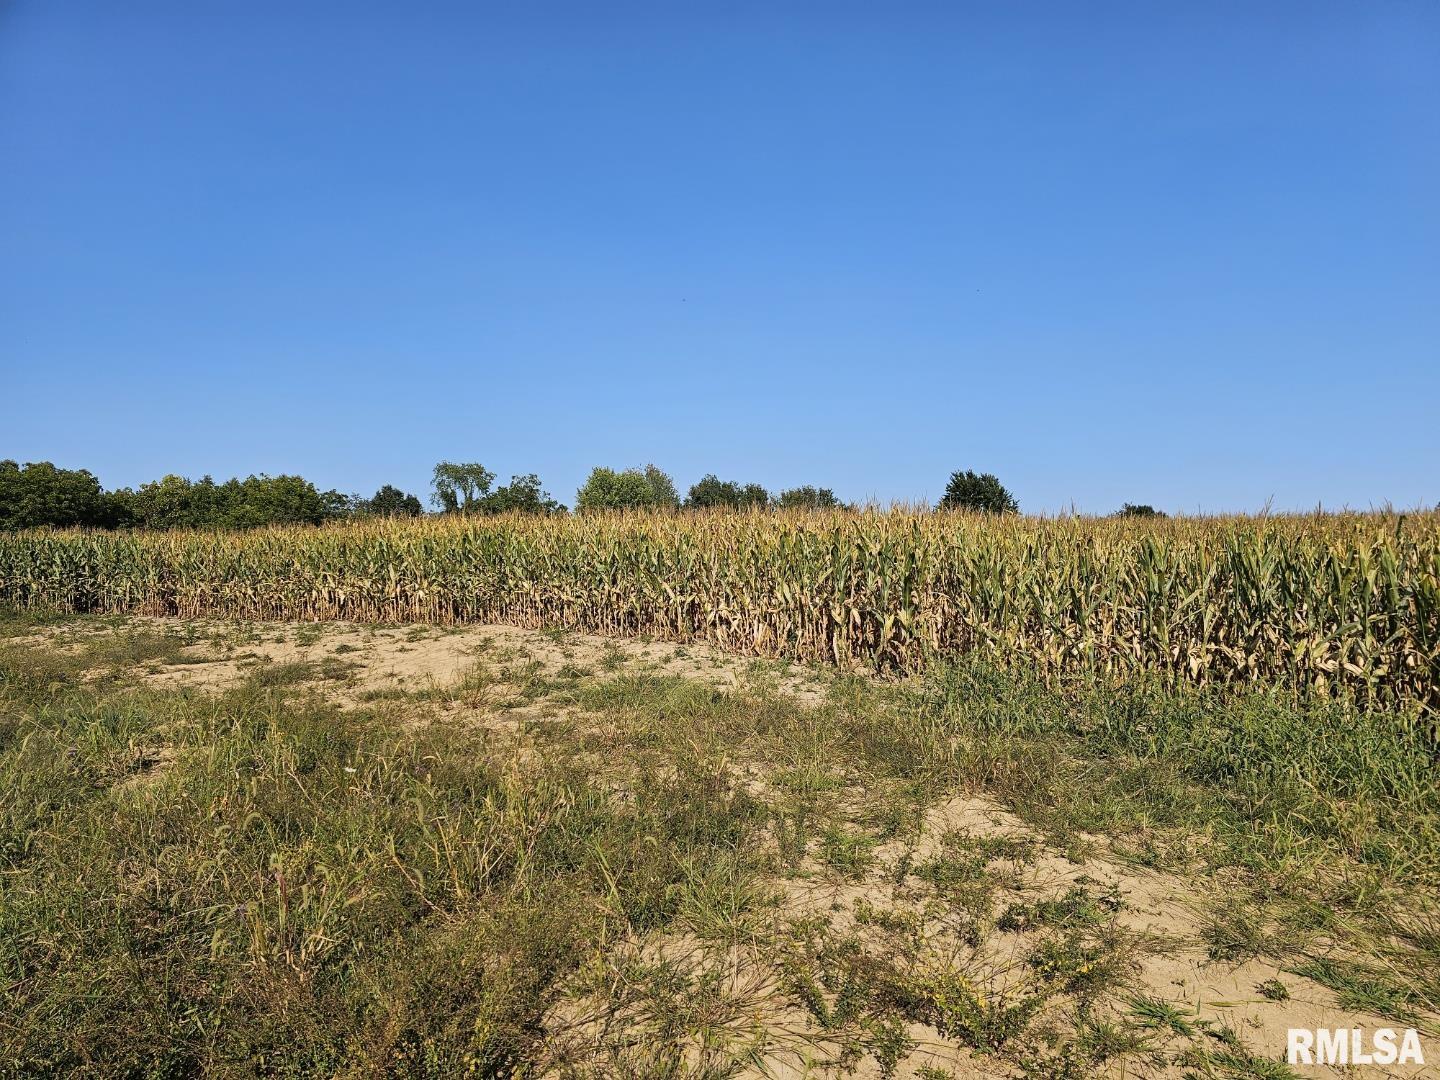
<box><xmin>1</xmin><ymin>610</ymin><xmax>1436</xmax><ymax>1077</ymax></box>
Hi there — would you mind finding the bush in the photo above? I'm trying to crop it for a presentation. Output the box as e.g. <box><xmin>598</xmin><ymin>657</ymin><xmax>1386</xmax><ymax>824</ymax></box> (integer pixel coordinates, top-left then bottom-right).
<box><xmin>684</xmin><ymin>475</ymin><xmax>770</xmax><ymax>510</ymax></box>
<box><xmin>939</xmin><ymin>471</ymin><xmax>1018</xmax><ymax>514</ymax></box>
<box><xmin>576</xmin><ymin>465</ymin><xmax>680</xmax><ymax>512</ymax></box>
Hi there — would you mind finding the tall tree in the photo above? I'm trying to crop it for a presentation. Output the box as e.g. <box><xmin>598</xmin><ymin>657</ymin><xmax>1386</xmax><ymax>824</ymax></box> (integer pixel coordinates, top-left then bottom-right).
<box><xmin>480</xmin><ymin>474</ymin><xmax>565</xmax><ymax>515</ymax></box>
<box><xmin>685</xmin><ymin>475</ymin><xmax>771</xmax><ymax>510</ymax></box>
<box><xmin>113</xmin><ymin>473</ymin><xmax>348</xmax><ymax>529</ymax></box>
<box><xmin>1115</xmin><ymin>503</ymin><xmax>1166</xmax><ymax>519</ymax></box>
<box><xmin>431</xmin><ymin>462</ymin><xmax>496</xmax><ymax>514</ymax></box>
<box><xmin>777</xmin><ymin>486</ymin><xmax>840</xmax><ymax>510</ymax></box>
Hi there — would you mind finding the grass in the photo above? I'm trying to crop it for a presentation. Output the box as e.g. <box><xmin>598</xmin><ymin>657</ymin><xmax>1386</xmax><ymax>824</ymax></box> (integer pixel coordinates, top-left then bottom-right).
<box><xmin>1287</xmin><ymin>956</ymin><xmax>1423</xmax><ymax>1021</ymax></box>
<box><xmin>1130</xmin><ymin>994</ymin><xmax>1198</xmax><ymax>1038</ymax></box>
<box><xmin>997</xmin><ymin>883</ymin><xmax>1121</xmax><ymax>934</ymax></box>
<box><xmin>241</xmin><ymin>656</ymin><xmax>362</xmax><ymax>688</ymax></box>
<box><xmin>1</xmin><ymin>607</ymin><xmax>1437</xmax><ymax>1075</ymax></box>
<box><xmin>0</xmin><ymin>636</ymin><xmax>769</xmax><ymax>1074</ymax></box>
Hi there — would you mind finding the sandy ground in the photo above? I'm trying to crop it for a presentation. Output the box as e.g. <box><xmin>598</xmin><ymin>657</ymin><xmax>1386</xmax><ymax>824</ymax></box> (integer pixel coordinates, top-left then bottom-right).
<box><xmin>58</xmin><ymin>615</ymin><xmax>830</xmax><ymax>706</ymax></box>
<box><xmin>544</xmin><ymin>791</ymin><xmax>1437</xmax><ymax>1077</ymax></box>
<box><xmin>14</xmin><ymin>614</ymin><xmax>1436</xmax><ymax>1077</ymax></box>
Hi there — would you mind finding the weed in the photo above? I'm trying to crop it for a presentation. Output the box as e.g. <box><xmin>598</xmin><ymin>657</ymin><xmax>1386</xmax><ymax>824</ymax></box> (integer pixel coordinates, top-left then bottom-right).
<box><xmin>1256</xmin><ymin>978</ymin><xmax>1289</xmax><ymax>1002</ymax></box>
<box><xmin>1129</xmin><ymin>994</ymin><xmax>1196</xmax><ymax>1037</ymax></box>
<box><xmin>1288</xmin><ymin>956</ymin><xmax>1420</xmax><ymax>1020</ymax></box>
<box><xmin>819</xmin><ymin>825</ymin><xmax>878</xmax><ymax>880</ymax></box>
<box><xmin>998</xmin><ymin>885</ymin><xmax>1120</xmax><ymax>933</ymax></box>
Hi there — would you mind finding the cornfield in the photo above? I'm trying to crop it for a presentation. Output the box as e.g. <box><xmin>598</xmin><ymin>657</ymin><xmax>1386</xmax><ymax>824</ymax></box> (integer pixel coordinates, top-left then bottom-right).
<box><xmin>2</xmin><ymin>510</ymin><xmax>1437</xmax><ymax>715</ymax></box>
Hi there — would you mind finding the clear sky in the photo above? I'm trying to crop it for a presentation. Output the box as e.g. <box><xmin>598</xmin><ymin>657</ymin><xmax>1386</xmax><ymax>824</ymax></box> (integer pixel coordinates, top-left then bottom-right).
<box><xmin>3</xmin><ymin>1</ymin><xmax>1437</xmax><ymax>514</ymax></box>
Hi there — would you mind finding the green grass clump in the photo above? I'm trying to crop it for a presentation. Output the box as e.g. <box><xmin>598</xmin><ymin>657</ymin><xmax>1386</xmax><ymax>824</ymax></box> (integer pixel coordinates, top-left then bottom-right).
<box><xmin>997</xmin><ymin>884</ymin><xmax>1120</xmax><ymax>933</ymax></box>
<box><xmin>0</xmin><ymin>650</ymin><xmax>767</xmax><ymax>1074</ymax></box>
<box><xmin>1256</xmin><ymin>978</ymin><xmax>1290</xmax><ymax>1002</ymax></box>
<box><xmin>1288</xmin><ymin>957</ymin><xmax>1422</xmax><ymax>1021</ymax></box>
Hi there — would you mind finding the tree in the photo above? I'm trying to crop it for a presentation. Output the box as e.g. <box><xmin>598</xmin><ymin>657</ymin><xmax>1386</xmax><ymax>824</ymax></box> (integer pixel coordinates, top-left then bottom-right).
<box><xmin>0</xmin><ymin>460</ymin><xmax>119</xmax><ymax>529</ymax></box>
<box><xmin>641</xmin><ymin>465</ymin><xmax>680</xmax><ymax>509</ymax></box>
<box><xmin>576</xmin><ymin>465</ymin><xmax>680</xmax><ymax>512</ymax></box>
<box><xmin>480</xmin><ymin>474</ymin><xmax>565</xmax><ymax>515</ymax></box>
<box><xmin>114</xmin><ymin>473</ymin><xmax>348</xmax><ymax>529</ymax></box>
<box><xmin>214</xmin><ymin>475</ymin><xmax>345</xmax><ymax>528</ymax></box>
<box><xmin>363</xmin><ymin>485</ymin><xmax>423</xmax><ymax>517</ymax></box>
<box><xmin>1115</xmin><ymin>503</ymin><xmax>1166</xmax><ymax>519</ymax></box>
<box><xmin>939</xmin><ymin>471</ymin><xmax>1018</xmax><ymax>514</ymax></box>
<box><xmin>777</xmin><ymin>486</ymin><xmax>840</xmax><ymax>510</ymax></box>
<box><xmin>684</xmin><ymin>474</ymin><xmax>771</xmax><ymax>510</ymax></box>
<box><xmin>739</xmin><ymin>483</ymin><xmax>770</xmax><ymax>508</ymax></box>
<box><xmin>111</xmin><ymin>474</ymin><xmax>214</xmax><ymax>529</ymax></box>
<box><xmin>431</xmin><ymin>462</ymin><xmax>495</xmax><ymax>514</ymax></box>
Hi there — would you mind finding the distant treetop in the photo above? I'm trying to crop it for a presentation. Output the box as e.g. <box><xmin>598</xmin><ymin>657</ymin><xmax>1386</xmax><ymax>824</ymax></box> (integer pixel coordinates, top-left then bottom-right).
<box><xmin>363</xmin><ymin>485</ymin><xmax>423</xmax><ymax>517</ymax></box>
<box><xmin>1115</xmin><ymin>503</ymin><xmax>1167</xmax><ymax>518</ymax></box>
<box><xmin>431</xmin><ymin>462</ymin><xmax>497</xmax><ymax>514</ymax></box>
<box><xmin>939</xmin><ymin>471</ymin><xmax>1018</xmax><ymax>514</ymax></box>
<box><xmin>114</xmin><ymin>473</ymin><xmax>350</xmax><ymax>529</ymax></box>
<box><xmin>576</xmin><ymin>465</ymin><xmax>681</xmax><ymax>512</ymax></box>
<box><xmin>0</xmin><ymin>460</ymin><xmax>118</xmax><ymax>529</ymax></box>
<box><xmin>776</xmin><ymin>486</ymin><xmax>840</xmax><ymax>510</ymax></box>
<box><xmin>685</xmin><ymin>475</ymin><xmax>770</xmax><ymax>510</ymax></box>
<box><xmin>482</xmin><ymin>474</ymin><xmax>566</xmax><ymax>515</ymax></box>
<box><xmin>431</xmin><ymin>463</ymin><xmax>563</xmax><ymax>515</ymax></box>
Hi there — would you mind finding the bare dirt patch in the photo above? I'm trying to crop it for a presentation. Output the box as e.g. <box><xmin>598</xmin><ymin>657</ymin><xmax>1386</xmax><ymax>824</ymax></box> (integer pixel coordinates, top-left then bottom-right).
<box><xmin>95</xmin><ymin>616</ymin><xmax>831</xmax><ymax>707</ymax></box>
<box><xmin>763</xmin><ymin>794</ymin><xmax>1437</xmax><ymax>1076</ymax></box>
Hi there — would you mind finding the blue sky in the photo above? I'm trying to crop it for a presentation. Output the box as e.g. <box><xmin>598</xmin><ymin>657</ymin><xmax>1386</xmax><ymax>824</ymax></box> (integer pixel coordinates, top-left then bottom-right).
<box><xmin>3</xmin><ymin>1</ymin><xmax>1437</xmax><ymax>513</ymax></box>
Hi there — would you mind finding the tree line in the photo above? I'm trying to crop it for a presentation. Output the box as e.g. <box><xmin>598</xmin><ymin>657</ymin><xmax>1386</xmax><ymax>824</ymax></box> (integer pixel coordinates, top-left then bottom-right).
<box><xmin>2</xmin><ymin>457</ymin><xmax>1163</xmax><ymax>530</ymax></box>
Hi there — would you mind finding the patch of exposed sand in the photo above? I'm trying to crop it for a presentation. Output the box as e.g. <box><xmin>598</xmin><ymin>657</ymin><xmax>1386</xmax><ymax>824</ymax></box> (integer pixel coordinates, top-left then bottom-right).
<box><xmin>771</xmin><ymin>794</ymin><xmax>1437</xmax><ymax>1077</ymax></box>
<box><xmin>45</xmin><ymin>616</ymin><xmax>830</xmax><ymax>706</ymax></box>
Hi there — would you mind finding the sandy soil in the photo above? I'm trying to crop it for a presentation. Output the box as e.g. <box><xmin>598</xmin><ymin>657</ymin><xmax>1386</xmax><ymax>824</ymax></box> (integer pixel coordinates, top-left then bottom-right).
<box><xmin>112</xmin><ymin>615</ymin><xmax>831</xmax><ymax>705</ymax></box>
<box><xmin>15</xmin><ymin>614</ymin><xmax>1434</xmax><ymax>1077</ymax></box>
